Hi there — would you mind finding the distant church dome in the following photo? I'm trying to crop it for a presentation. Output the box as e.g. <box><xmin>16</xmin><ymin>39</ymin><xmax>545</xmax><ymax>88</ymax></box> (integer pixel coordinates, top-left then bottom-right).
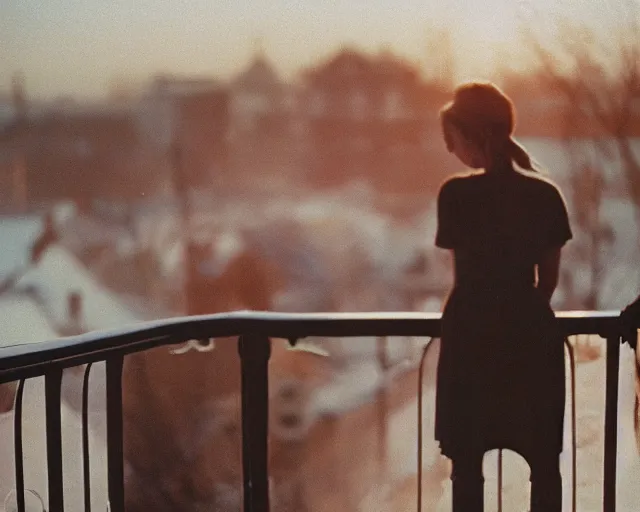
<box><xmin>233</xmin><ymin>53</ymin><xmax>281</xmax><ymax>93</ymax></box>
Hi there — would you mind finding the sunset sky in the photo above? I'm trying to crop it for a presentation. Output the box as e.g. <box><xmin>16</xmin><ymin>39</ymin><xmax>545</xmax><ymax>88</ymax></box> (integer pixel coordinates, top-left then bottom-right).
<box><xmin>0</xmin><ymin>0</ymin><xmax>632</xmax><ymax>100</ymax></box>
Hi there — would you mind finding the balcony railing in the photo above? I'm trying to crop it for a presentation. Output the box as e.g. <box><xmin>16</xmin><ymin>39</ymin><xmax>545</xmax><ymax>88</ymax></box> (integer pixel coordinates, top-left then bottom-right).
<box><xmin>0</xmin><ymin>310</ymin><xmax>626</xmax><ymax>512</ymax></box>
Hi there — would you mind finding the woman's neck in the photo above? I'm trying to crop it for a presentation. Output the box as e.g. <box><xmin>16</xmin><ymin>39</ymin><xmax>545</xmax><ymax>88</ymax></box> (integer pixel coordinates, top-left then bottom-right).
<box><xmin>485</xmin><ymin>155</ymin><xmax>513</xmax><ymax>175</ymax></box>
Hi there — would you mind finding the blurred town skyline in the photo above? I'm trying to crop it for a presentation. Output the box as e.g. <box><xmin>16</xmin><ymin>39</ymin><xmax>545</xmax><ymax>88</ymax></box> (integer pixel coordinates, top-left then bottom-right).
<box><xmin>5</xmin><ymin>44</ymin><xmax>631</xmax><ymax>215</ymax></box>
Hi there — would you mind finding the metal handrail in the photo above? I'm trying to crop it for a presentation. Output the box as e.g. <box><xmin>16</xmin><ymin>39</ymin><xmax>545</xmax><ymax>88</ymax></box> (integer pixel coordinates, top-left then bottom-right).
<box><xmin>0</xmin><ymin>310</ymin><xmax>626</xmax><ymax>512</ymax></box>
<box><xmin>0</xmin><ymin>311</ymin><xmax>621</xmax><ymax>381</ymax></box>
<box><xmin>566</xmin><ymin>338</ymin><xmax>578</xmax><ymax>512</ymax></box>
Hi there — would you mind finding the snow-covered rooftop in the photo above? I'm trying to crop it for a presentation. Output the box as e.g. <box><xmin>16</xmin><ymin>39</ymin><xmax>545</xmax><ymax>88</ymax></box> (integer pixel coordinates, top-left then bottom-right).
<box><xmin>0</xmin><ymin>216</ymin><xmax>43</xmax><ymax>281</ymax></box>
<box><xmin>16</xmin><ymin>246</ymin><xmax>141</xmax><ymax>334</ymax></box>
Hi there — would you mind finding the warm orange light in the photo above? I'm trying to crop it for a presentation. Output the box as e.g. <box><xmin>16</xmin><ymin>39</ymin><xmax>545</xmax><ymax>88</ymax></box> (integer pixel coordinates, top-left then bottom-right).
<box><xmin>439</xmin><ymin>0</ymin><xmax>626</xmax><ymax>80</ymax></box>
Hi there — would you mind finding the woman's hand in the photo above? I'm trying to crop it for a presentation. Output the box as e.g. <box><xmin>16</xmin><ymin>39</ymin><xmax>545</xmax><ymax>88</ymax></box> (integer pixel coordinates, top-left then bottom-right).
<box><xmin>537</xmin><ymin>247</ymin><xmax>562</xmax><ymax>303</ymax></box>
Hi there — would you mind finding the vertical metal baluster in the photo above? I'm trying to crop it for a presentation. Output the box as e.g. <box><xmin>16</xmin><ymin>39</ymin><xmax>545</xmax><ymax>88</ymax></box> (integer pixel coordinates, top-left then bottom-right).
<box><xmin>45</xmin><ymin>368</ymin><xmax>64</xmax><ymax>512</ymax></box>
<box><xmin>603</xmin><ymin>334</ymin><xmax>620</xmax><ymax>512</ymax></box>
<box><xmin>497</xmin><ymin>450</ymin><xmax>503</xmax><ymax>512</ymax></box>
<box><xmin>14</xmin><ymin>379</ymin><xmax>26</xmax><ymax>512</ymax></box>
<box><xmin>238</xmin><ymin>334</ymin><xmax>272</xmax><ymax>512</ymax></box>
<box><xmin>82</xmin><ymin>364</ymin><xmax>93</xmax><ymax>512</ymax></box>
<box><xmin>106</xmin><ymin>356</ymin><xmax>125</xmax><ymax>512</ymax></box>
<box><xmin>376</xmin><ymin>337</ymin><xmax>388</xmax><ymax>481</ymax></box>
<box><xmin>239</xmin><ymin>337</ymin><xmax>252</xmax><ymax>512</ymax></box>
<box><xmin>565</xmin><ymin>338</ymin><xmax>577</xmax><ymax>512</ymax></box>
<box><xmin>417</xmin><ymin>341</ymin><xmax>433</xmax><ymax>512</ymax></box>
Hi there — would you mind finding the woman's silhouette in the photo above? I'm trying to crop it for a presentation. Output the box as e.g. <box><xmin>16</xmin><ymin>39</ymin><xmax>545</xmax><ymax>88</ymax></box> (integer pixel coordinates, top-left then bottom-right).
<box><xmin>434</xmin><ymin>82</ymin><xmax>572</xmax><ymax>512</ymax></box>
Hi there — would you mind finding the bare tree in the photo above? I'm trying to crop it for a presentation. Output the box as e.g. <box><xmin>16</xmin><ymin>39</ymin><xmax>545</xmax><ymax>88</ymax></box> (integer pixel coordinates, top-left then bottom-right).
<box><xmin>520</xmin><ymin>5</ymin><xmax>640</xmax><ymax>308</ymax></box>
<box><xmin>570</xmin><ymin>160</ymin><xmax>615</xmax><ymax>309</ymax></box>
<box><xmin>522</xmin><ymin>4</ymin><xmax>640</xmax><ymax>219</ymax></box>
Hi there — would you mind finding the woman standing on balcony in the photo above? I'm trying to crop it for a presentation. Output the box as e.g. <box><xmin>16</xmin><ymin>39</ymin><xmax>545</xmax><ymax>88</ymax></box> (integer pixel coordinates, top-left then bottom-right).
<box><xmin>434</xmin><ymin>82</ymin><xmax>572</xmax><ymax>512</ymax></box>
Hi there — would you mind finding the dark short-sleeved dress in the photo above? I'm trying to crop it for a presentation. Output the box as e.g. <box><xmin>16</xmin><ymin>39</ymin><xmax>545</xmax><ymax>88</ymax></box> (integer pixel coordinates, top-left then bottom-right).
<box><xmin>434</xmin><ymin>168</ymin><xmax>572</xmax><ymax>461</ymax></box>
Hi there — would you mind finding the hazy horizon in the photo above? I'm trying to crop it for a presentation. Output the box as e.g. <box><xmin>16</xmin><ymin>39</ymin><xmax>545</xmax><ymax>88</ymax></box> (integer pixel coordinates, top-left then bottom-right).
<box><xmin>1</xmin><ymin>0</ymin><xmax>632</xmax><ymax>101</ymax></box>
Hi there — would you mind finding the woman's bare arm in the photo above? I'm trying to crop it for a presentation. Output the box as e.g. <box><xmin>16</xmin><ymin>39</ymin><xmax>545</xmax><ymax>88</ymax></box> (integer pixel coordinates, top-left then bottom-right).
<box><xmin>537</xmin><ymin>247</ymin><xmax>562</xmax><ymax>302</ymax></box>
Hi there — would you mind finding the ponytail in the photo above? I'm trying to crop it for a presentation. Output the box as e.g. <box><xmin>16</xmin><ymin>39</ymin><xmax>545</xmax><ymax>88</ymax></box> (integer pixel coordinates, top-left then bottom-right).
<box><xmin>509</xmin><ymin>137</ymin><xmax>537</xmax><ymax>172</ymax></box>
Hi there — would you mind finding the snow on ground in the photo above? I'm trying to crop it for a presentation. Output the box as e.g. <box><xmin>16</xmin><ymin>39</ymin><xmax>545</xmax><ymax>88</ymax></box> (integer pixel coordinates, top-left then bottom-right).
<box><xmin>134</xmin><ymin>186</ymin><xmax>426</xmax><ymax>295</ymax></box>
<box><xmin>0</xmin><ymin>296</ymin><xmax>58</xmax><ymax>348</ymax></box>
<box><xmin>0</xmin><ymin>296</ymin><xmax>108</xmax><ymax>512</ymax></box>
<box><xmin>387</xmin><ymin>388</ymin><xmax>441</xmax><ymax>481</ymax></box>
<box><xmin>372</xmin><ymin>336</ymin><xmax>640</xmax><ymax>512</ymax></box>
<box><xmin>0</xmin><ymin>378</ymin><xmax>109</xmax><ymax>512</ymax></box>
<box><xmin>313</xmin><ymin>361</ymin><xmax>386</xmax><ymax>415</ymax></box>
<box><xmin>8</xmin><ymin>245</ymin><xmax>147</xmax><ymax>445</ymax></box>
<box><xmin>0</xmin><ymin>240</ymin><xmax>148</xmax><ymax>511</ymax></box>
<box><xmin>311</xmin><ymin>336</ymin><xmax>430</xmax><ymax>416</ymax></box>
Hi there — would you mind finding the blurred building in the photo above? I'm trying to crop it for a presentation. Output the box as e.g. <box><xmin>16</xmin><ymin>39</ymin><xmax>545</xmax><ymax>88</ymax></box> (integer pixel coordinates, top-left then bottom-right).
<box><xmin>136</xmin><ymin>75</ymin><xmax>230</xmax><ymax>188</ymax></box>
<box><xmin>301</xmin><ymin>49</ymin><xmax>444</xmax><ymax>193</ymax></box>
<box><xmin>228</xmin><ymin>53</ymin><xmax>305</xmax><ymax>184</ymax></box>
<box><xmin>0</xmin><ymin>94</ymin><xmax>17</xmax><ymax>130</ymax></box>
<box><xmin>0</xmin><ymin>103</ymin><xmax>168</xmax><ymax>207</ymax></box>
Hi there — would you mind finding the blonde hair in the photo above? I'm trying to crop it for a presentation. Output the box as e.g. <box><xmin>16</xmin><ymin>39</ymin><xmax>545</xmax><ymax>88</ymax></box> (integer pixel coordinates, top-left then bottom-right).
<box><xmin>440</xmin><ymin>81</ymin><xmax>535</xmax><ymax>171</ymax></box>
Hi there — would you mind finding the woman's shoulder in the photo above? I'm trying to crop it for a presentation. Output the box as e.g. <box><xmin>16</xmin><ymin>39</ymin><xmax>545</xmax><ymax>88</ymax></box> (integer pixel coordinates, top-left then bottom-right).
<box><xmin>517</xmin><ymin>169</ymin><xmax>566</xmax><ymax>197</ymax></box>
<box><xmin>438</xmin><ymin>170</ymin><xmax>483</xmax><ymax>194</ymax></box>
